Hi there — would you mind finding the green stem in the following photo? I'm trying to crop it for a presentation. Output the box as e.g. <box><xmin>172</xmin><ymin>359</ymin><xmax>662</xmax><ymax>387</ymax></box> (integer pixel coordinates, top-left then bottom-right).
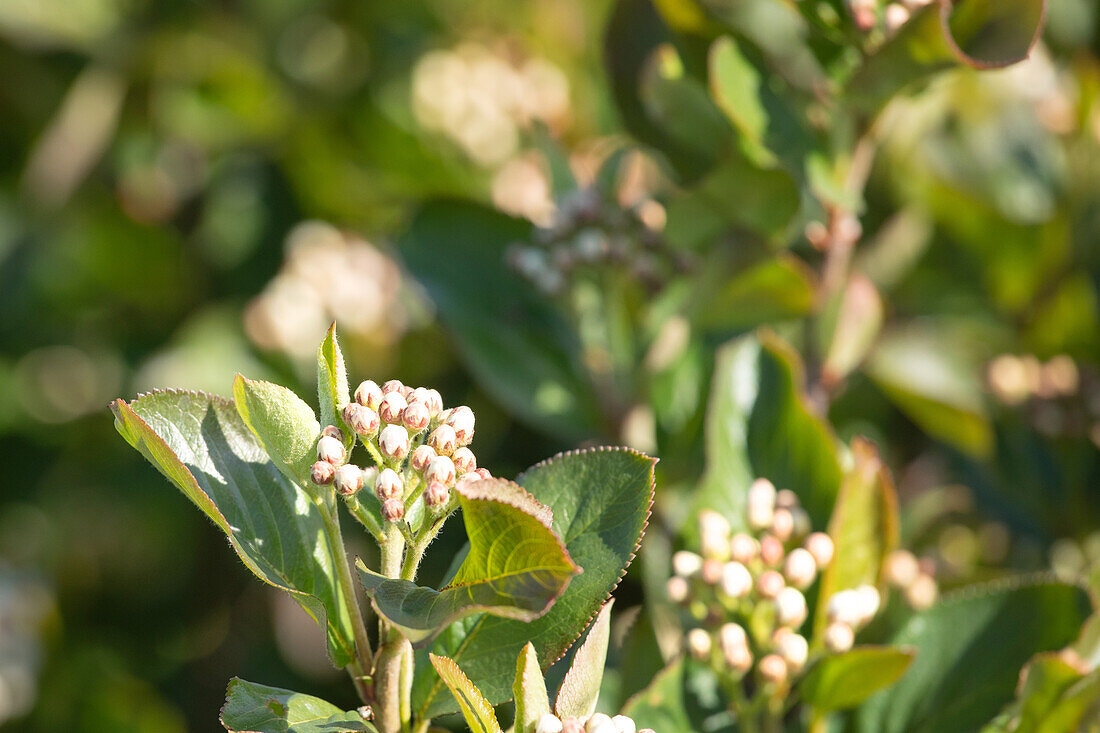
<box><xmin>344</xmin><ymin>494</ymin><xmax>385</xmax><ymax>542</ymax></box>
<box><xmin>373</xmin><ymin>526</ymin><xmax>409</xmax><ymax>733</ymax></box>
<box><xmin>400</xmin><ymin>512</ymin><xmax>451</xmax><ymax>580</ymax></box>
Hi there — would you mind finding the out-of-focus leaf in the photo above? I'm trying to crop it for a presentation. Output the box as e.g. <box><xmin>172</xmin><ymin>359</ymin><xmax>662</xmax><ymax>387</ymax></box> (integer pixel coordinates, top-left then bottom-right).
<box><xmin>232</xmin><ymin>375</ymin><xmax>320</xmax><ymax>488</ymax></box>
<box><xmin>555</xmin><ymin>600</ymin><xmax>614</xmax><ymax>719</ymax></box>
<box><xmin>866</xmin><ymin>328</ymin><xmax>993</xmax><ymax>457</ymax></box>
<box><xmin>814</xmin><ymin>437</ymin><xmax>900</xmax><ymax>636</ymax></box>
<box><xmin>356</xmin><ymin>479</ymin><xmax>578</xmax><ymax>643</ymax></box>
<box><xmin>691</xmin><ymin>256</ymin><xmax>814</xmax><ymax>334</ymax></box>
<box><xmin>820</xmin><ymin>273</ymin><xmax>884</xmax><ymax>386</ymax></box>
<box><xmin>429</xmin><ymin>654</ymin><xmax>503</xmax><ymax>733</ymax></box>
<box><xmin>693</xmin><ymin>333</ymin><xmax>842</xmax><ymax>531</ymax></box>
<box><xmin>856</xmin><ymin>578</ymin><xmax>1093</xmax><ymax>733</ymax></box>
<box><xmin>111</xmin><ymin>390</ymin><xmax>355</xmax><ymax>667</ymax></box>
<box><xmin>800</xmin><ymin>646</ymin><xmax>914</xmax><ymax>713</ymax></box>
<box><xmin>514</xmin><ymin>643</ymin><xmax>551</xmax><ymax>733</ymax></box>
<box><xmin>708</xmin><ymin>36</ymin><xmax>772</xmax><ymax>165</ymax></box>
<box><xmin>219</xmin><ymin>678</ymin><xmax>374</xmax><ymax>733</ymax></box>
<box><xmin>982</xmin><ymin>653</ymin><xmax>1100</xmax><ymax>733</ymax></box>
<box><xmin>398</xmin><ymin>201</ymin><xmax>599</xmax><ymax>441</ymax></box>
<box><xmin>854</xmin><ymin>210</ymin><xmax>933</xmax><ymax>292</ymax></box>
<box><xmin>316</xmin><ymin>323</ymin><xmax>349</xmax><ymax>433</ymax></box>
<box><xmin>942</xmin><ymin>0</ymin><xmax>1047</xmax><ymax>69</ymax></box>
<box><xmin>413</xmin><ymin>449</ymin><xmax>655</xmax><ymax>718</ymax></box>
<box><xmin>621</xmin><ymin>657</ymin><xmax>725</xmax><ymax>731</ymax></box>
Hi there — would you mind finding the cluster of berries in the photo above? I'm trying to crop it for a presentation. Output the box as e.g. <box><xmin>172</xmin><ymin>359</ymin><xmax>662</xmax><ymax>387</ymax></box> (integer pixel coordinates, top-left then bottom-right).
<box><xmin>846</xmin><ymin>0</ymin><xmax>934</xmax><ymax>35</ymax></box>
<box><xmin>535</xmin><ymin>712</ymin><xmax>653</xmax><ymax>733</ymax></box>
<box><xmin>309</xmin><ymin>379</ymin><xmax>488</xmax><ymax>522</ymax></box>
<box><xmin>668</xmin><ymin>479</ymin><xmax>886</xmax><ymax>692</ymax></box>
<box><xmin>506</xmin><ymin>186</ymin><xmax>688</xmax><ymax>297</ymax></box>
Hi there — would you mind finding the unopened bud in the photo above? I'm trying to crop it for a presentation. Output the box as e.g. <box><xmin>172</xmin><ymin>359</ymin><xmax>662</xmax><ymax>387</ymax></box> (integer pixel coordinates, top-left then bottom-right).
<box><xmin>334</xmin><ymin>464</ymin><xmax>364</xmax><ymax>496</ymax></box>
<box><xmin>355</xmin><ymin>380</ymin><xmax>383</xmax><ymax>410</ymax></box>
<box><xmin>906</xmin><ymin>573</ymin><xmax>938</xmax><ymax>610</ymax></box>
<box><xmin>776</xmin><ymin>489</ymin><xmax>799</xmax><ymax>509</ymax></box>
<box><xmin>611</xmin><ymin>716</ymin><xmax>636</xmax><ymax>733</ymax></box>
<box><xmin>747</xmin><ymin>478</ymin><xmax>777</xmax><ymax>530</ymax></box>
<box><xmin>410</xmin><ymin>444</ymin><xmax>436</xmax><ymax>473</ymax></box>
<box><xmin>775</xmin><ymin>586</ymin><xmax>808</xmax><ymax>628</ymax></box>
<box><xmin>687</xmin><ymin>628</ymin><xmax>712</xmax><ymax>660</ymax></box>
<box><xmin>376</xmin><ymin>468</ymin><xmax>403</xmax><ymax>500</ymax></box>
<box><xmin>424</xmin><ymin>480</ymin><xmax>451</xmax><ymax>509</ymax></box>
<box><xmin>784</xmin><ymin>548</ymin><xmax>817</xmax><ymax>589</ymax></box>
<box><xmin>446</xmin><ymin>406</ymin><xmax>475</xmax><ymax>445</ymax></box>
<box><xmin>701</xmin><ymin>558</ymin><xmax>723</xmax><ymax>585</ymax></box>
<box><xmin>759</xmin><ymin>654</ymin><xmax>788</xmax><ymax>685</ymax></box>
<box><xmin>536</xmin><ymin>713</ymin><xmax>564</xmax><ymax>733</ymax></box>
<box><xmin>407</xmin><ymin>387</ymin><xmax>431</xmax><ymax>406</ymax></box>
<box><xmin>672</xmin><ymin>551</ymin><xmax>704</xmax><ymax>578</ymax></box>
<box><xmin>773</xmin><ymin>628</ymin><xmax>808</xmax><ymax>671</ymax></box>
<box><xmin>730</xmin><ymin>533</ymin><xmax>759</xmax><ymax>564</ymax></box>
<box><xmin>561</xmin><ymin>718</ymin><xmax>584</xmax><ymax>733</ymax></box>
<box><xmin>586</xmin><ymin>713</ymin><xmax>616</xmax><ymax>733</ymax></box>
<box><xmin>725</xmin><ymin>641</ymin><xmax>753</xmax><ymax>673</ymax></box>
<box><xmin>426</xmin><ymin>455</ymin><xmax>456</xmax><ymax>486</ymax></box>
<box><xmin>666</xmin><ymin>576</ymin><xmax>690</xmax><ymax>603</ymax></box>
<box><xmin>884</xmin><ymin>3</ymin><xmax>910</xmax><ymax>33</ymax></box>
<box><xmin>322</xmin><ymin>425</ymin><xmax>345</xmax><ymax>441</ymax></box>
<box><xmin>317</xmin><ymin>436</ymin><xmax>346</xmax><ymax>465</ymax></box>
<box><xmin>824</xmin><ymin>621</ymin><xmax>854</xmax><ymax>653</ymax></box>
<box><xmin>854</xmin><ymin>584</ymin><xmax>880</xmax><ymax>623</ymax></box>
<box><xmin>805</xmin><ymin>532</ymin><xmax>835</xmax><ymax>568</ymax></box>
<box><xmin>402</xmin><ymin>401</ymin><xmax>430</xmax><ymax>432</ymax></box>
<box><xmin>473</xmin><ymin>467</ymin><xmax>492</xmax><ymax>479</ymax></box>
<box><xmin>452</xmin><ymin>447</ymin><xmax>477</xmax><ymax>474</ymax></box>
<box><xmin>826</xmin><ymin>589</ymin><xmax>862</xmax><ymax>626</ymax></box>
<box><xmin>381</xmin><ymin>498</ymin><xmax>405</xmax><ymax>522</ymax></box>
<box><xmin>382</xmin><ymin>379</ymin><xmax>404</xmax><ymax>395</ymax></box>
<box><xmin>760</xmin><ymin>534</ymin><xmax>785</xmax><ymax>567</ymax></box>
<box><xmin>719</xmin><ymin>622</ymin><xmax>747</xmax><ymax>654</ymax></box>
<box><xmin>378</xmin><ymin>392</ymin><xmax>407</xmax><ymax>424</ymax></box>
<box><xmin>424</xmin><ymin>388</ymin><xmax>444</xmax><ymax>416</ymax></box>
<box><xmin>772</xmin><ymin>508</ymin><xmax>795</xmax><ymax>542</ymax></box>
<box><xmin>379</xmin><ymin>424</ymin><xmax>410</xmax><ymax>461</ymax></box>
<box><xmin>428</xmin><ymin>424</ymin><xmax>458</xmax><ymax>455</ymax></box>
<box><xmin>756</xmin><ymin>570</ymin><xmax>785</xmax><ymax>599</ymax></box>
<box><xmin>343</xmin><ymin>403</ymin><xmax>380</xmax><ymax>437</ymax></box>
<box><xmin>699</xmin><ymin>510</ymin><xmax>731</xmax><ymax>560</ymax></box>
<box><xmin>311</xmin><ymin>461</ymin><xmax>334</xmax><ymax>485</ymax></box>
<box><xmin>805</xmin><ymin>220</ymin><xmax>830</xmax><ymax>250</ymax></box>
<box><xmin>884</xmin><ymin>549</ymin><xmax>920</xmax><ymax>589</ymax></box>
<box><xmin>720</xmin><ymin>561</ymin><xmax>752</xmax><ymax>599</ymax></box>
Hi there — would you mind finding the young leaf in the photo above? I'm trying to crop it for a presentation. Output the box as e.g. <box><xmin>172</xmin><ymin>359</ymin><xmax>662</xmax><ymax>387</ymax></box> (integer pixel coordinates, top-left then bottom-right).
<box><xmin>220</xmin><ymin>677</ymin><xmax>375</xmax><ymax>733</ymax></box>
<box><xmin>514</xmin><ymin>642</ymin><xmax>551</xmax><ymax>733</ymax></box>
<box><xmin>800</xmin><ymin>646</ymin><xmax>914</xmax><ymax>713</ymax></box>
<box><xmin>690</xmin><ymin>256</ymin><xmax>815</xmax><ymax>334</ymax></box>
<box><xmin>555</xmin><ymin>600</ymin><xmax>614</xmax><ymax>720</ymax></box>
<box><xmin>814</xmin><ymin>437</ymin><xmax>900</xmax><ymax>637</ymax></box>
<box><xmin>429</xmin><ymin>654</ymin><xmax>503</xmax><ymax>733</ymax></box>
<box><xmin>233</xmin><ymin>375</ymin><xmax>321</xmax><ymax>487</ymax></box>
<box><xmin>820</xmin><ymin>273</ymin><xmax>884</xmax><ymax>387</ymax></box>
<box><xmin>357</xmin><ymin>478</ymin><xmax>579</xmax><ymax>643</ymax></box>
<box><xmin>856</xmin><ymin>577</ymin><xmax>1093</xmax><ymax>733</ymax></box>
<box><xmin>941</xmin><ymin>0</ymin><xmax>1046</xmax><ymax>69</ymax></box>
<box><xmin>982</xmin><ymin>653</ymin><xmax>1100</xmax><ymax>733</ymax></box>
<box><xmin>111</xmin><ymin>390</ymin><xmax>356</xmax><ymax>667</ymax></box>
<box><xmin>317</xmin><ymin>323</ymin><xmax>350</xmax><ymax>431</ymax></box>
<box><xmin>413</xmin><ymin>448</ymin><xmax>655</xmax><ymax>718</ymax></box>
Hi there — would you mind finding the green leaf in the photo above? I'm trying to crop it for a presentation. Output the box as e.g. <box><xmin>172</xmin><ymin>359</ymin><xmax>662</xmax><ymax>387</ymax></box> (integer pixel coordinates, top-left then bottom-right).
<box><xmin>693</xmin><ymin>332</ymin><xmax>842</xmax><ymax>532</ymax></box>
<box><xmin>941</xmin><ymin>0</ymin><xmax>1047</xmax><ymax>69</ymax></box>
<box><xmin>514</xmin><ymin>643</ymin><xmax>551</xmax><ymax>733</ymax></box>
<box><xmin>856</xmin><ymin>577</ymin><xmax>1094</xmax><ymax>733</ymax></box>
<box><xmin>690</xmin><ymin>256</ymin><xmax>815</xmax><ymax>334</ymax></box>
<box><xmin>814</xmin><ymin>437</ymin><xmax>900</xmax><ymax>638</ymax></box>
<box><xmin>555</xmin><ymin>600</ymin><xmax>614</xmax><ymax>720</ymax></box>
<box><xmin>820</xmin><ymin>273</ymin><xmax>883</xmax><ymax>386</ymax></box>
<box><xmin>708</xmin><ymin>36</ymin><xmax>770</xmax><ymax>164</ymax></box>
<box><xmin>220</xmin><ymin>678</ymin><xmax>375</xmax><ymax>733</ymax></box>
<box><xmin>413</xmin><ymin>448</ymin><xmax>655</xmax><ymax>718</ymax></box>
<box><xmin>429</xmin><ymin>654</ymin><xmax>503</xmax><ymax>733</ymax></box>
<box><xmin>800</xmin><ymin>646</ymin><xmax>914</xmax><ymax>713</ymax></box>
<box><xmin>620</xmin><ymin>657</ymin><xmax>723</xmax><ymax>732</ymax></box>
<box><xmin>317</xmin><ymin>323</ymin><xmax>350</xmax><ymax>431</ymax></box>
<box><xmin>398</xmin><ymin>201</ymin><xmax>599</xmax><ymax>441</ymax></box>
<box><xmin>983</xmin><ymin>653</ymin><xmax>1100</xmax><ymax>733</ymax></box>
<box><xmin>111</xmin><ymin>390</ymin><xmax>356</xmax><ymax>667</ymax></box>
<box><xmin>233</xmin><ymin>374</ymin><xmax>321</xmax><ymax>488</ymax></box>
<box><xmin>357</xmin><ymin>478</ymin><xmax>579</xmax><ymax>643</ymax></box>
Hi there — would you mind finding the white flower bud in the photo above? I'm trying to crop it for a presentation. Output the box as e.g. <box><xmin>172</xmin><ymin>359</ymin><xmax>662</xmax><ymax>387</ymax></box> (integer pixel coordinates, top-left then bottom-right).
<box><xmin>311</xmin><ymin>461</ymin><xmax>334</xmax><ymax>485</ymax></box>
<box><xmin>747</xmin><ymin>478</ymin><xmax>777</xmax><ymax>530</ymax></box>
<box><xmin>760</xmin><ymin>535</ymin><xmax>785</xmax><ymax>567</ymax></box>
<box><xmin>425</xmin><ymin>388</ymin><xmax>444</xmax><ymax>416</ymax></box>
<box><xmin>758</xmin><ymin>654</ymin><xmax>787</xmax><ymax>685</ymax></box>
<box><xmin>381</xmin><ymin>498</ymin><xmax>405</xmax><ymax>522</ymax></box>
<box><xmin>343</xmin><ymin>403</ymin><xmax>380</xmax><ymax>438</ymax></box>
<box><xmin>854</xmin><ymin>584</ymin><xmax>880</xmax><ymax>624</ymax></box>
<box><xmin>824</xmin><ymin>621</ymin><xmax>854</xmax><ymax>653</ymax></box>
<box><xmin>719</xmin><ymin>622</ymin><xmax>747</xmax><ymax>654</ymax></box>
<box><xmin>884</xmin><ymin>549</ymin><xmax>920</xmax><ymax>589</ymax></box>
<box><xmin>756</xmin><ymin>570</ymin><xmax>785</xmax><ymax>599</ymax></box>
<box><xmin>378</xmin><ymin>392</ymin><xmax>407</xmax><ymax>424</ymax></box>
<box><xmin>666</xmin><ymin>576</ymin><xmax>690</xmax><ymax>604</ymax></box>
<box><xmin>775</xmin><ymin>587</ymin><xmax>807</xmax><ymax>628</ymax></box>
<box><xmin>771</xmin><ymin>508</ymin><xmax>795</xmax><ymax>542</ymax></box>
<box><xmin>410</xmin><ymin>444</ymin><xmax>436</xmax><ymax>473</ymax></box>
<box><xmin>317</xmin><ymin>436</ymin><xmax>346</xmax><ymax>465</ymax></box>
<box><xmin>355</xmin><ymin>380</ymin><xmax>383</xmax><ymax>410</ymax></box>
<box><xmin>611</xmin><ymin>715</ymin><xmax>636</xmax><ymax>733</ymax></box>
<box><xmin>473</xmin><ymin>467</ymin><xmax>492</xmax><ymax>479</ymax></box>
<box><xmin>784</xmin><ymin>548</ymin><xmax>817</xmax><ymax>590</ymax></box>
<box><xmin>776</xmin><ymin>489</ymin><xmax>799</xmax><ymax>509</ymax></box>
<box><xmin>426</xmin><ymin>455</ymin><xmax>456</xmax><ymax>486</ymax></box>
<box><xmin>720</xmin><ymin>562</ymin><xmax>752</xmax><ymax>599</ymax></box>
<box><xmin>586</xmin><ymin>713</ymin><xmax>616</xmax><ymax>733</ymax></box>
<box><xmin>428</xmin><ymin>424</ymin><xmax>458</xmax><ymax>455</ymax></box>
<box><xmin>730</xmin><ymin>533</ymin><xmax>759</xmax><ymax>564</ymax></box>
<box><xmin>884</xmin><ymin>3</ymin><xmax>910</xmax><ymax>33</ymax></box>
<box><xmin>724</xmin><ymin>641</ymin><xmax>753</xmax><ymax>673</ymax></box>
<box><xmin>382</xmin><ymin>379</ymin><xmax>404</xmax><ymax>395</ymax></box>
<box><xmin>446</xmin><ymin>405</ymin><xmax>476</xmax><ymax>445</ymax></box>
<box><xmin>687</xmin><ymin>628</ymin><xmax>712</xmax><ymax>660</ymax></box>
<box><xmin>701</xmin><ymin>558</ymin><xmax>723</xmax><ymax>585</ymax></box>
<box><xmin>805</xmin><ymin>532</ymin><xmax>835</xmax><ymax>568</ymax></box>
<box><xmin>333</xmin><ymin>464</ymin><xmax>364</xmax><ymax>496</ymax></box>
<box><xmin>826</xmin><ymin>589</ymin><xmax>863</xmax><ymax>626</ymax></box>
<box><xmin>425</xmin><ymin>480</ymin><xmax>451</xmax><ymax>509</ymax></box>
<box><xmin>906</xmin><ymin>573</ymin><xmax>938</xmax><ymax>610</ymax></box>
<box><xmin>773</xmin><ymin>629</ymin><xmax>808</xmax><ymax>671</ymax></box>
<box><xmin>402</xmin><ymin>401</ymin><xmax>431</xmax><ymax>432</ymax></box>
<box><xmin>536</xmin><ymin>714</ymin><xmax>564</xmax><ymax>733</ymax></box>
<box><xmin>452</xmin><ymin>447</ymin><xmax>477</xmax><ymax>474</ymax></box>
<box><xmin>698</xmin><ymin>510</ymin><xmax>731</xmax><ymax>560</ymax></box>
<box><xmin>672</xmin><ymin>551</ymin><xmax>704</xmax><ymax>578</ymax></box>
<box><xmin>322</xmin><ymin>425</ymin><xmax>345</xmax><ymax>441</ymax></box>
<box><xmin>407</xmin><ymin>387</ymin><xmax>432</xmax><ymax>406</ymax></box>
<box><xmin>375</xmin><ymin>468</ymin><xmax>403</xmax><ymax>500</ymax></box>
<box><xmin>379</xmin><ymin>424</ymin><xmax>410</xmax><ymax>461</ymax></box>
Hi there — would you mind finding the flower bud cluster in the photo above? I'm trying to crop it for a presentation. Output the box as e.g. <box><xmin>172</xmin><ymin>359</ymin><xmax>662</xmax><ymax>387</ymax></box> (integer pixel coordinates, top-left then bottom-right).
<box><xmin>506</xmin><ymin>185</ymin><xmax>690</xmax><ymax>297</ymax></box>
<box><xmin>309</xmin><ymin>379</ymin><xmax>490</xmax><ymax>522</ymax></box>
<box><xmin>535</xmin><ymin>711</ymin><xmax>653</xmax><ymax>733</ymax></box>
<box><xmin>882</xmin><ymin>549</ymin><xmax>938</xmax><ymax>611</ymax></box>
<box><xmin>846</xmin><ymin>0</ymin><xmax>932</xmax><ymax>36</ymax></box>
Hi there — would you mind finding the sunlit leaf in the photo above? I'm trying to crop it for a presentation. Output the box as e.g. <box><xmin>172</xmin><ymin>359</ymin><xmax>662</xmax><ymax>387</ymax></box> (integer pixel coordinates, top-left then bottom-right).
<box><xmin>514</xmin><ymin>643</ymin><xmax>551</xmax><ymax>733</ymax></box>
<box><xmin>555</xmin><ymin>600</ymin><xmax>614</xmax><ymax>720</ymax></box>
<box><xmin>800</xmin><ymin>646</ymin><xmax>913</xmax><ymax>713</ymax></box>
<box><xmin>317</xmin><ymin>323</ymin><xmax>350</xmax><ymax>433</ymax></box>
<box><xmin>233</xmin><ymin>375</ymin><xmax>320</xmax><ymax>488</ymax></box>
<box><xmin>429</xmin><ymin>654</ymin><xmax>503</xmax><ymax>733</ymax></box>
<box><xmin>220</xmin><ymin>678</ymin><xmax>374</xmax><ymax>733</ymax></box>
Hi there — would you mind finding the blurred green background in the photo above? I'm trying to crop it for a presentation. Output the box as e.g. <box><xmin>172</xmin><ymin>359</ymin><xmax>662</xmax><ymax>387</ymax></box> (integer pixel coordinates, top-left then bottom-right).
<box><xmin>0</xmin><ymin>0</ymin><xmax>1098</xmax><ymax>730</ymax></box>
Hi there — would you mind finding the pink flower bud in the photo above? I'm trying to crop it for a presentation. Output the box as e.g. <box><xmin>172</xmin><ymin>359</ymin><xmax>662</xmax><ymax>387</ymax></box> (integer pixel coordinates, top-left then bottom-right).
<box><xmin>410</xmin><ymin>444</ymin><xmax>436</xmax><ymax>473</ymax></box>
<box><xmin>561</xmin><ymin>718</ymin><xmax>584</xmax><ymax>733</ymax></box>
<box><xmin>805</xmin><ymin>532</ymin><xmax>835</xmax><ymax>568</ymax></box>
<box><xmin>666</xmin><ymin>576</ymin><xmax>689</xmax><ymax>604</ymax></box>
<box><xmin>724</xmin><ymin>642</ymin><xmax>753</xmax><ymax>673</ymax></box>
<box><xmin>382</xmin><ymin>379</ymin><xmax>404</xmax><ymax>395</ymax></box>
<box><xmin>311</xmin><ymin>461</ymin><xmax>334</xmax><ymax>485</ymax></box>
<box><xmin>381</xmin><ymin>498</ymin><xmax>405</xmax><ymax>522</ymax></box>
<box><xmin>701</xmin><ymin>558</ymin><xmax>723</xmax><ymax>585</ymax></box>
<box><xmin>322</xmin><ymin>425</ymin><xmax>345</xmax><ymax>441</ymax></box>
<box><xmin>378</xmin><ymin>392</ymin><xmax>407</xmax><ymax>424</ymax></box>
<box><xmin>425</xmin><ymin>480</ymin><xmax>451</xmax><ymax>508</ymax></box>
<box><xmin>672</xmin><ymin>551</ymin><xmax>703</xmax><ymax>578</ymax></box>
<box><xmin>747</xmin><ymin>478</ymin><xmax>777</xmax><ymax>530</ymax></box>
<box><xmin>445</xmin><ymin>406</ymin><xmax>475</xmax><ymax>445</ymax></box>
<box><xmin>773</xmin><ymin>628</ymin><xmax>808</xmax><ymax>671</ymax></box>
<box><xmin>426</xmin><ymin>455</ymin><xmax>456</xmax><ymax>486</ymax></box>
<box><xmin>355</xmin><ymin>380</ymin><xmax>383</xmax><ymax>410</ymax></box>
<box><xmin>776</xmin><ymin>489</ymin><xmax>799</xmax><ymax>509</ymax></box>
<box><xmin>425</xmin><ymin>389</ymin><xmax>444</xmax><ymax>416</ymax></box>
<box><xmin>730</xmin><ymin>533</ymin><xmax>759</xmax><ymax>564</ymax></box>
<box><xmin>759</xmin><ymin>654</ymin><xmax>787</xmax><ymax>685</ymax></box>
<box><xmin>906</xmin><ymin>573</ymin><xmax>938</xmax><ymax>610</ymax></box>
<box><xmin>333</xmin><ymin>464</ymin><xmax>364</xmax><ymax>496</ymax></box>
<box><xmin>343</xmin><ymin>403</ymin><xmax>380</xmax><ymax>437</ymax></box>
<box><xmin>687</xmin><ymin>628</ymin><xmax>712</xmax><ymax>660</ymax></box>
<box><xmin>474</xmin><ymin>467</ymin><xmax>492</xmax><ymax>479</ymax></box>
<box><xmin>375</xmin><ymin>468</ymin><xmax>403</xmax><ymax>500</ymax></box>
<box><xmin>428</xmin><ymin>424</ymin><xmax>458</xmax><ymax>455</ymax></box>
<box><xmin>760</xmin><ymin>534</ymin><xmax>785</xmax><ymax>567</ymax></box>
<box><xmin>452</xmin><ymin>447</ymin><xmax>476</xmax><ymax>474</ymax></box>
<box><xmin>884</xmin><ymin>549</ymin><xmax>920</xmax><ymax>589</ymax></box>
<box><xmin>824</xmin><ymin>621</ymin><xmax>854</xmax><ymax>653</ymax></box>
<box><xmin>379</xmin><ymin>424</ymin><xmax>410</xmax><ymax>461</ymax></box>
<box><xmin>771</xmin><ymin>508</ymin><xmax>795</xmax><ymax>542</ymax></box>
<box><xmin>775</xmin><ymin>586</ymin><xmax>807</xmax><ymax>628</ymax></box>
<box><xmin>720</xmin><ymin>562</ymin><xmax>752</xmax><ymax>599</ymax></box>
<box><xmin>756</xmin><ymin>570</ymin><xmax>785</xmax><ymax>599</ymax></box>
<box><xmin>402</xmin><ymin>401</ymin><xmax>431</xmax><ymax>432</ymax></box>
<box><xmin>317</xmin><ymin>436</ymin><xmax>346</xmax><ymax>465</ymax></box>
<box><xmin>784</xmin><ymin>548</ymin><xmax>817</xmax><ymax>590</ymax></box>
